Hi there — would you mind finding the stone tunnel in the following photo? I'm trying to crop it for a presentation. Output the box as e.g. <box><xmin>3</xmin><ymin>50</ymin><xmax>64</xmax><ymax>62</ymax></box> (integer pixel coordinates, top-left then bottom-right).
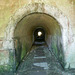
<box><xmin>0</xmin><ymin>1</ymin><xmax>75</xmax><ymax>75</ymax></box>
<box><xmin>14</xmin><ymin>13</ymin><xmax>64</xmax><ymax>67</ymax></box>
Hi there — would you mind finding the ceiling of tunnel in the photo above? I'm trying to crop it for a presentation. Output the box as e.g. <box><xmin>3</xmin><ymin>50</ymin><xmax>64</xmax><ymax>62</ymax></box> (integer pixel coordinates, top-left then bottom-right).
<box><xmin>14</xmin><ymin>13</ymin><xmax>61</xmax><ymax>44</ymax></box>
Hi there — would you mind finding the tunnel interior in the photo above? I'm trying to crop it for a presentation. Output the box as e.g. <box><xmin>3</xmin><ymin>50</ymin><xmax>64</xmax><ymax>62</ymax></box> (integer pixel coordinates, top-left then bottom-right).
<box><xmin>14</xmin><ymin>13</ymin><xmax>65</xmax><ymax>68</ymax></box>
<box><xmin>33</xmin><ymin>27</ymin><xmax>45</xmax><ymax>44</ymax></box>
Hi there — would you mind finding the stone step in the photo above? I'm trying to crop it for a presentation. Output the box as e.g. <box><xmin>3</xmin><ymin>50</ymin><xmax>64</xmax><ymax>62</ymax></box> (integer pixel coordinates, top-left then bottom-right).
<box><xmin>16</xmin><ymin>46</ymin><xmax>75</xmax><ymax>75</ymax></box>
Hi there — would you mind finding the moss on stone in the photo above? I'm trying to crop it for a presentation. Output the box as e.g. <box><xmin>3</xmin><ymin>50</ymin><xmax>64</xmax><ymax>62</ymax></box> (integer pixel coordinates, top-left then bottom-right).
<box><xmin>0</xmin><ymin>65</ymin><xmax>13</xmax><ymax>72</ymax></box>
<box><xmin>21</xmin><ymin>43</ymin><xmax>27</xmax><ymax>59</ymax></box>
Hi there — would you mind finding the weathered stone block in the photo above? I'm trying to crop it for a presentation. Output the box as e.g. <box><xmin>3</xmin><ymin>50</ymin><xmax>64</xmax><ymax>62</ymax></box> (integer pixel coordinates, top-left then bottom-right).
<box><xmin>0</xmin><ymin>41</ymin><xmax>3</xmax><ymax>49</ymax></box>
<box><xmin>0</xmin><ymin>50</ymin><xmax>16</xmax><ymax>72</ymax></box>
<box><xmin>0</xmin><ymin>50</ymin><xmax>9</xmax><ymax>65</ymax></box>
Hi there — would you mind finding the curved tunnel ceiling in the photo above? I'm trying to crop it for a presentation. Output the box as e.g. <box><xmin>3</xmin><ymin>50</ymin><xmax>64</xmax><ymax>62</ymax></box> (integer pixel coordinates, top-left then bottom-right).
<box><xmin>14</xmin><ymin>13</ymin><xmax>61</xmax><ymax>44</ymax></box>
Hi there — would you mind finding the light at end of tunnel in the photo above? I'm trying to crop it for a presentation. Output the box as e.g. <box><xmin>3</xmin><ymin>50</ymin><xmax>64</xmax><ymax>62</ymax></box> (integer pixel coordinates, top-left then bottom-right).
<box><xmin>38</xmin><ymin>31</ymin><xmax>42</xmax><ymax>36</ymax></box>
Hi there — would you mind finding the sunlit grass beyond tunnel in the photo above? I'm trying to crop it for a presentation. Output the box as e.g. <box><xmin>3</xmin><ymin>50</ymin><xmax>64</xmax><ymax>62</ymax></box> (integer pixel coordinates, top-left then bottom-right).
<box><xmin>38</xmin><ymin>31</ymin><xmax>42</xmax><ymax>36</ymax></box>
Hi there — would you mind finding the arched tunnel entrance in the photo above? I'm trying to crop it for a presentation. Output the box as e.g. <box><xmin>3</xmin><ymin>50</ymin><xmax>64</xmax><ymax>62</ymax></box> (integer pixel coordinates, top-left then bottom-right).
<box><xmin>14</xmin><ymin>13</ymin><xmax>65</xmax><ymax>71</ymax></box>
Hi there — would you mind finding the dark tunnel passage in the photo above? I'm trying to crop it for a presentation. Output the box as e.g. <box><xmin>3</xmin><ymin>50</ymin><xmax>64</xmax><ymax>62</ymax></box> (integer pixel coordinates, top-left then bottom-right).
<box><xmin>33</xmin><ymin>27</ymin><xmax>45</xmax><ymax>45</ymax></box>
<box><xmin>13</xmin><ymin>13</ymin><xmax>65</xmax><ymax>70</ymax></box>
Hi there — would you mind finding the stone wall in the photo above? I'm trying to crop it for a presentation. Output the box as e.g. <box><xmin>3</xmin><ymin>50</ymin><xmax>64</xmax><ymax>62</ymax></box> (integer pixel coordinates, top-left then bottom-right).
<box><xmin>0</xmin><ymin>0</ymin><xmax>74</xmax><ymax>37</ymax></box>
<box><xmin>0</xmin><ymin>0</ymin><xmax>75</xmax><ymax>71</ymax></box>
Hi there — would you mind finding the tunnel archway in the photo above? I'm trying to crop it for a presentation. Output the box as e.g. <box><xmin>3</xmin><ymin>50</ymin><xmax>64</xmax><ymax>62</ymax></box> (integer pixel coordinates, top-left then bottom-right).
<box><xmin>13</xmin><ymin>13</ymin><xmax>64</xmax><ymax>68</ymax></box>
<box><xmin>4</xmin><ymin>3</ymin><xmax>70</xmax><ymax>70</ymax></box>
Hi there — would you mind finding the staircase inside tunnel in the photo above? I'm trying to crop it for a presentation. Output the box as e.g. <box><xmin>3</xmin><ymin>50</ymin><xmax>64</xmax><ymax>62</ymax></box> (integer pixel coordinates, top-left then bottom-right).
<box><xmin>16</xmin><ymin>45</ymin><xmax>67</xmax><ymax>75</ymax></box>
<box><xmin>13</xmin><ymin>13</ymin><xmax>65</xmax><ymax>74</ymax></box>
